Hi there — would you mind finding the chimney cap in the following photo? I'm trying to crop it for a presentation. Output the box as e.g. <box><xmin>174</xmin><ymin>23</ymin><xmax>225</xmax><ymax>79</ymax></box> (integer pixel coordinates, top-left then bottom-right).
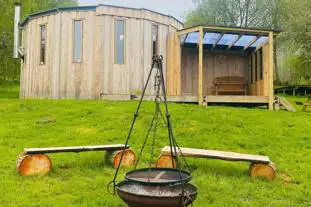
<box><xmin>14</xmin><ymin>2</ymin><xmax>21</xmax><ymax>6</ymax></box>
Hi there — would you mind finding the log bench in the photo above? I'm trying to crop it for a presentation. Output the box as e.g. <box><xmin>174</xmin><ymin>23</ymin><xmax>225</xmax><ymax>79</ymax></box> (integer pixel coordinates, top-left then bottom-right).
<box><xmin>156</xmin><ymin>147</ymin><xmax>276</xmax><ymax>180</ymax></box>
<box><xmin>215</xmin><ymin>76</ymin><xmax>247</xmax><ymax>95</ymax></box>
<box><xmin>16</xmin><ymin>144</ymin><xmax>136</xmax><ymax>177</ymax></box>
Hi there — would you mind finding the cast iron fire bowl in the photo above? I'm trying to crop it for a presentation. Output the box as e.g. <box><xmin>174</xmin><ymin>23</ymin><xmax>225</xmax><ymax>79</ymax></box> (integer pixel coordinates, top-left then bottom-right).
<box><xmin>116</xmin><ymin>180</ymin><xmax>198</xmax><ymax>207</ymax></box>
<box><xmin>125</xmin><ymin>168</ymin><xmax>192</xmax><ymax>186</ymax></box>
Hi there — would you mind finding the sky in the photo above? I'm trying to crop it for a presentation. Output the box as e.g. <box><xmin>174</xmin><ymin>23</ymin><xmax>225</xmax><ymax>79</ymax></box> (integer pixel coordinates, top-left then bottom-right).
<box><xmin>78</xmin><ymin>0</ymin><xmax>194</xmax><ymax>21</ymax></box>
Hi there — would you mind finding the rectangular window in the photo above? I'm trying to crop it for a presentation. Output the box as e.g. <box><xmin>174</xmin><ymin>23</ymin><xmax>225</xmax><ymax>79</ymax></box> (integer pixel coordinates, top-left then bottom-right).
<box><xmin>115</xmin><ymin>19</ymin><xmax>125</xmax><ymax>64</ymax></box>
<box><xmin>40</xmin><ymin>25</ymin><xmax>46</xmax><ymax>64</ymax></box>
<box><xmin>73</xmin><ymin>20</ymin><xmax>83</xmax><ymax>63</ymax></box>
<box><xmin>152</xmin><ymin>24</ymin><xmax>158</xmax><ymax>56</ymax></box>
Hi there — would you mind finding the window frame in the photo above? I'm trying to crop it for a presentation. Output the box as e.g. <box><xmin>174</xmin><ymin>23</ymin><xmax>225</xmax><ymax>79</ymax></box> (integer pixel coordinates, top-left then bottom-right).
<box><xmin>114</xmin><ymin>18</ymin><xmax>126</xmax><ymax>65</ymax></box>
<box><xmin>39</xmin><ymin>24</ymin><xmax>47</xmax><ymax>65</ymax></box>
<box><xmin>72</xmin><ymin>19</ymin><xmax>84</xmax><ymax>63</ymax></box>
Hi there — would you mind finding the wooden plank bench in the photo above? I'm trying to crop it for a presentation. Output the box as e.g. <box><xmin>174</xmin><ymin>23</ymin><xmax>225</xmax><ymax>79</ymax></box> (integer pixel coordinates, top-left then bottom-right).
<box><xmin>16</xmin><ymin>144</ymin><xmax>136</xmax><ymax>177</ymax></box>
<box><xmin>156</xmin><ymin>147</ymin><xmax>276</xmax><ymax>180</ymax></box>
<box><xmin>215</xmin><ymin>76</ymin><xmax>247</xmax><ymax>95</ymax></box>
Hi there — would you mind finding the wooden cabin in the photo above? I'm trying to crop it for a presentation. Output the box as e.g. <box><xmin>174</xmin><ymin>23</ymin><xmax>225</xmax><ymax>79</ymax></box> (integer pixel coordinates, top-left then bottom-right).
<box><xmin>18</xmin><ymin>5</ymin><xmax>183</xmax><ymax>100</ymax></box>
<box><xmin>17</xmin><ymin>5</ymin><xmax>278</xmax><ymax>109</ymax></box>
<box><xmin>167</xmin><ymin>26</ymin><xmax>278</xmax><ymax>110</ymax></box>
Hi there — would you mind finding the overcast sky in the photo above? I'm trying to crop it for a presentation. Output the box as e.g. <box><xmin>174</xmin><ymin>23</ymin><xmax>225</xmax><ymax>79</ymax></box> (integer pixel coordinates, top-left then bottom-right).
<box><xmin>78</xmin><ymin>0</ymin><xmax>194</xmax><ymax>21</ymax></box>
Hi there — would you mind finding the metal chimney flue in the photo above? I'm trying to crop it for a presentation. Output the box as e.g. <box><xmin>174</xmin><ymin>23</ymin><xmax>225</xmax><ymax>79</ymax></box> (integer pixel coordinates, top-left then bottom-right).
<box><xmin>13</xmin><ymin>3</ymin><xmax>21</xmax><ymax>59</ymax></box>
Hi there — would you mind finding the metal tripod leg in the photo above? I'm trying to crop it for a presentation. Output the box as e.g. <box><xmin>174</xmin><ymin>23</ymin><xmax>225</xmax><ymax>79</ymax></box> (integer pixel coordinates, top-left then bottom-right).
<box><xmin>110</xmin><ymin>60</ymin><xmax>156</xmax><ymax>194</ymax></box>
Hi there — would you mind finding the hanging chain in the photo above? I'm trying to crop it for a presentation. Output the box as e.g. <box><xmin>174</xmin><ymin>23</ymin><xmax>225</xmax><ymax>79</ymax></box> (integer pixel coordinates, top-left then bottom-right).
<box><xmin>109</xmin><ymin>55</ymin><xmax>190</xmax><ymax>201</ymax></box>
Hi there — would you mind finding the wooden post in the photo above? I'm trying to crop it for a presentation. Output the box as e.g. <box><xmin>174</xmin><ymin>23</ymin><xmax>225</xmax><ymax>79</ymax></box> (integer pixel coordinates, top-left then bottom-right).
<box><xmin>167</xmin><ymin>32</ymin><xmax>182</xmax><ymax>96</ymax></box>
<box><xmin>198</xmin><ymin>27</ymin><xmax>204</xmax><ymax>105</ymax></box>
<box><xmin>176</xmin><ymin>33</ymin><xmax>181</xmax><ymax>96</ymax></box>
<box><xmin>268</xmin><ymin>32</ymin><xmax>274</xmax><ymax>110</ymax></box>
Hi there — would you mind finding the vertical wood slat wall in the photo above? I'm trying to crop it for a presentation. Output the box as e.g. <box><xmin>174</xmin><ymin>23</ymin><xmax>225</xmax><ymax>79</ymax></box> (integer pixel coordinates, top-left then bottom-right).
<box><xmin>248</xmin><ymin>43</ymin><xmax>270</xmax><ymax>97</ymax></box>
<box><xmin>165</xmin><ymin>40</ymin><xmax>273</xmax><ymax>103</ymax></box>
<box><xmin>19</xmin><ymin>6</ymin><xmax>182</xmax><ymax>99</ymax></box>
<box><xmin>176</xmin><ymin>49</ymin><xmax>248</xmax><ymax>96</ymax></box>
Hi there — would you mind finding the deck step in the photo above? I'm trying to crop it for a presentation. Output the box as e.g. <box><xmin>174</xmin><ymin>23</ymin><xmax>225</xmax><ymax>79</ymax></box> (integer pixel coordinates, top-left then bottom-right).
<box><xmin>276</xmin><ymin>96</ymin><xmax>296</xmax><ymax>112</ymax></box>
<box><xmin>303</xmin><ymin>96</ymin><xmax>311</xmax><ymax>111</ymax></box>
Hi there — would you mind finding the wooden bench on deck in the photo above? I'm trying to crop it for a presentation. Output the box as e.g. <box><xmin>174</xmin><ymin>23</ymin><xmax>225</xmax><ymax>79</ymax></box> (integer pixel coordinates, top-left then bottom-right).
<box><xmin>215</xmin><ymin>76</ymin><xmax>247</xmax><ymax>95</ymax></box>
<box><xmin>16</xmin><ymin>144</ymin><xmax>136</xmax><ymax>176</ymax></box>
<box><xmin>156</xmin><ymin>147</ymin><xmax>276</xmax><ymax>180</ymax></box>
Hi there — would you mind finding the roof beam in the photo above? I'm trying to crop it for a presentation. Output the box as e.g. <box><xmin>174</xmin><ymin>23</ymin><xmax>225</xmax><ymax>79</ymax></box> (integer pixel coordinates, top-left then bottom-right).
<box><xmin>177</xmin><ymin>26</ymin><xmax>200</xmax><ymax>36</ymax></box>
<box><xmin>213</xmin><ymin>33</ymin><xmax>224</xmax><ymax>49</ymax></box>
<box><xmin>180</xmin><ymin>34</ymin><xmax>188</xmax><ymax>45</ymax></box>
<box><xmin>244</xmin><ymin>36</ymin><xmax>259</xmax><ymax>50</ymax></box>
<box><xmin>203</xmin><ymin>26</ymin><xmax>272</xmax><ymax>36</ymax></box>
<box><xmin>227</xmin><ymin>35</ymin><xmax>241</xmax><ymax>50</ymax></box>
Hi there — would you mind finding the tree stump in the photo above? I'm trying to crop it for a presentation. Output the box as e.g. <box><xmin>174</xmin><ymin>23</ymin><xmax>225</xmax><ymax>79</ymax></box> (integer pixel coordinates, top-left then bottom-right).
<box><xmin>106</xmin><ymin>149</ymin><xmax>136</xmax><ymax>169</ymax></box>
<box><xmin>156</xmin><ymin>155</ymin><xmax>177</xmax><ymax>168</ymax></box>
<box><xmin>16</xmin><ymin>153</ymin><xmax>52</xmax><ymax>177</ymax></box>
<box><xmin>249</xmin><ymin>162</ymin><xmax>277</xmax><ymax>180</ymax></box>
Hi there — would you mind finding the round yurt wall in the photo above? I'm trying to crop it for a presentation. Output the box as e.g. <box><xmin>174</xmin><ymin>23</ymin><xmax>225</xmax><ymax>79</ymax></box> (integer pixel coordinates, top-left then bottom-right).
<box><xmin>19</xmin><ymin>5</ymin><xmax>183</xmax><ymax>99</ymax></box>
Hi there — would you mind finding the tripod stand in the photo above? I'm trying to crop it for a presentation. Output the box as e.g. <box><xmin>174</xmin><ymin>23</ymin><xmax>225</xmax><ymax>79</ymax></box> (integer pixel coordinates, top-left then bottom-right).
<box><xmin>110</xmin><ymin>55</ymin><xmax>189</xmax><ymax>196</ymax></box>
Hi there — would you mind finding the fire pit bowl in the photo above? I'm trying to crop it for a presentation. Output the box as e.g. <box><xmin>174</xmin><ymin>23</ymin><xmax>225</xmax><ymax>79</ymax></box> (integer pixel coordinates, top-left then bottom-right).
<box><xmin>116</xmin><ymin>180</ymin><xmax>198</xmax><ymax>207</ymax></box>
<box><xmin>125</xmin><ymin>168</ymin><xmax>192</xmax><ymax>186</ymax></box>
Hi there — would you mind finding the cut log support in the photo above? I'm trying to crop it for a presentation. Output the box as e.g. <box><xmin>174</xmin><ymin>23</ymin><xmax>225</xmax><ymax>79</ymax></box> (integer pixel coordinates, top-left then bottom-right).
<box><xmin>16</xmin><ymin>153</ymin><xmax>52</xmax><ymax>176</ymax></box>
<box><xmin>17</xmin><ymin>145</ymin><xmax>136</xmax><ymax>176</ymax></box>
<box><xmin>106</xmin><ymin>149</ymin><xmax>136</xmax><ymax>169</ymax></box>
<box><xmin>156</xmin><ymin>155</ymin><xmax>177</xmax><ymax>168</ymax></box>
<box><xmin>249</xmin><ymin>162</ymin><xmax>277</xmax><ymax>181</ymax></box>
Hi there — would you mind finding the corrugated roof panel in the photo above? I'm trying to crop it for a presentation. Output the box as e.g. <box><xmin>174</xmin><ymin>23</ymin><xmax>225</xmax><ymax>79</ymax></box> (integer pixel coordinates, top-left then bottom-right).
<box><xmin>185</xmin><ymin>32</ymin><xmax>199</xmax><ymax>43</ymax></box>
<box><xmin>234</xmin><ymin>35</ymin><xmax>256</xmax><ymax>47</ymax></box>
<box><xmin>203</xmin><ymin>32</ymin><xmax>222</xmax><ymax>45</ymax></box>
<box><xmin>218</xmin><ymin>34</ymin><xmax>239</xmax><ymax>45</ymax></box>
<box><xmin>251</xmin><ymin>36</ymin><xmax>269</xmax><ymax>48</ymax></box>
<box><xmin>184</xmin><ymin>32</ymin><xmax>269</xmax><ymax>49</ymax></box>
<box><xmin>180</xmin><ymin>34</ymin><xmax>187</xmax><ymax>43</ymax></box>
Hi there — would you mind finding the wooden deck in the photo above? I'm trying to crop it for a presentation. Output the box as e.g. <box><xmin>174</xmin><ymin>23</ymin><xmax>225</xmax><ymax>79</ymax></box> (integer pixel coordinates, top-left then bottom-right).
<box><xmin>101</xmin><ymin>95</ymin><xmax>269</xmax><ymax>104</ymax></box>
<box><xmin>101</xmin><ymin>95</ymin><xmax>198</xmax><ymax>103</ymax></box>
<box><xmin>205</xmin><ymin>95</ymin><xmax>269</xmax><ymax>104</ymax></box>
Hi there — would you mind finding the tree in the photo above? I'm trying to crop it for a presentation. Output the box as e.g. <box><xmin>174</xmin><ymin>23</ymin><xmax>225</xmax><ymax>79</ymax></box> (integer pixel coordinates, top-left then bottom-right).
<box><xmin>185</xmin><ymin>0</ymin><xmax>280</xmax><ymax>29</ymax></box>
<box><xmin>0</xmin><ymin>0</ymin><xmax>77</xmax><ymax>84</ymax></box>
<box><xmin>278</xmin><ymin>0</ymin><xmax>311</xmax><ymax>84</ymax></box>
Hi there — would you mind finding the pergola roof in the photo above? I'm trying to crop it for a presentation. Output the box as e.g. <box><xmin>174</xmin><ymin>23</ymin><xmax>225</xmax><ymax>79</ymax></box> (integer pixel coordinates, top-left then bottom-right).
<box><xmin>178</xmin><ymin>25</ymin><xmax>280</xmax><ymax>50</ymax></box>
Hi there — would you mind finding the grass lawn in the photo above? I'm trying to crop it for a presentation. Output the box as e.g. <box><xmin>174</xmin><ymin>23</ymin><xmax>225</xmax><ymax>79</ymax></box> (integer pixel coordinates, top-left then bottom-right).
<box><xmin>0</xmin><ymin>85</ymin><xmax>311</xmax><ymax>207</ymax></box>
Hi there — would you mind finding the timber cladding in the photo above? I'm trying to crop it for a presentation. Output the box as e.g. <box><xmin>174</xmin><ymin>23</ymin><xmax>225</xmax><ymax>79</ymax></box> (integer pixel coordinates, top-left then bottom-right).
<box><xmin>168</xmin><ymin>43</ymin><xmax>270</xmax><ymax>98</ymax></box>
<box><xmin>180</xmin><ymin>48</ymin><xmax>249</xmax><ymax>96</ymax></box>
<box><xmin>19</xmin><ymin>5</ymin><xmax>183</xmax><ymax>99</ymax></box>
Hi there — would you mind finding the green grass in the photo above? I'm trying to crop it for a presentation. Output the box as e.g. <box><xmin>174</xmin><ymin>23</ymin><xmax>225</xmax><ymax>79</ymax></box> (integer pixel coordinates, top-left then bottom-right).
<box><xmin>0</xmin><ymin>84</ymin><xmax>20</xmax><ymax>99</ymax></box>
<box><xmin>0</xmin><ymin>85</ymin><xmax>311</xmax><ymax>206</ymax></box>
